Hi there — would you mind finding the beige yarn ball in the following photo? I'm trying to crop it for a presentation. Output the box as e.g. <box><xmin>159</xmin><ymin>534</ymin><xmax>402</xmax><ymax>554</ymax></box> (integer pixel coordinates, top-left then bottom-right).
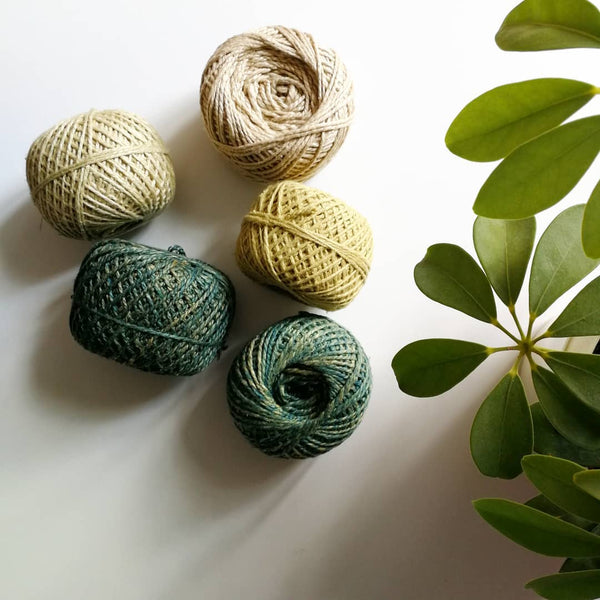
<box><xmin>236</xmin><ymin>181</ymin><xmax>373</xmax><ymax>310</ymax></box>
<box><xmin>26</xmin><ymin>109</ymin><xmax>176</xmax><ymax>240</ymax></box>
<box><xmin>200</xmin><ymin>26</ymin><xmax>354</xmax><ymax>182</ymax></box>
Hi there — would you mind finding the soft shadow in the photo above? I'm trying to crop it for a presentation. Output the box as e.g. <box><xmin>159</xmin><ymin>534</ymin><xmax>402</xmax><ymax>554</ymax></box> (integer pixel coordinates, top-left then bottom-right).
<box><xmin>296</xmin><ymin>406</ymin><xmax>557</xmax><ymax>600</ymax></box>
<box><xmin>30</xmin><ymin>288</ymin><xmax>179</xmax><ymax>417</ymax></box>
<box><xmin>183</xmin><ymin>362</ymin><xmax>308</xmax><ymax>492</ymax></box>
<box><xmin>0</xmin><ymin>196</ymin><xmax>89</xmax><ymax>283</ymax></box>
<box><xmin>166</xmin><ymin>110</ymin><xmax>307</xmax><ymax>338</ymax></box>
<box><xmin>167</xmin><ymin>113</ymin><xmax>262</xmax><ymax>224</ymax></box>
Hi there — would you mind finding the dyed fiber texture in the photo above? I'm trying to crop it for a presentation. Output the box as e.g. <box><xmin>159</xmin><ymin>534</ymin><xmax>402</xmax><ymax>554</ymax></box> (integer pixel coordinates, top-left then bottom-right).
<box><xmin>70</xmin><ymin>240</ymin><xmax>235</xmax><ymax>376</ymax></box>
<box><xmin>227</xmin><ymin>313</ymin><xmax>371</xmax><ymax>458</ymax></box>
<box><xmin>26</xmin><ymin>109</ymin><xmax>175</xmax><ymax>240</ymax></box>
<box><xmin>200</xmin><ymin>25</ymin><xmax>354</xmax><ymax>181</ymax></box>
<box><xmin>236</xmin><ymin>181</ymin><xmax>373</xmax><ymax>310</ymax></box>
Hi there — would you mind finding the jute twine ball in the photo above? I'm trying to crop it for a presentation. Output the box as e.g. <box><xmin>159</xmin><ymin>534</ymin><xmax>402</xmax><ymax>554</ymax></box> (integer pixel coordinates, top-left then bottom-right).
<box><xmin>227</xmin><ymin>313</ymin><xmax>371</xmax><ymax>458</ymax></box>
<box><xmin>200</xmin><ymin>26</ymin><xmax>354</xmax><ymax>181</ymax></box>
<box><xmin>236</xmin><ymin>181</ymin><xmax>373</xmax><ymax>310</ymax></box>
<box><xmin>70</xmin><ymin>240</ymin><xmax>235</xmax><ymax>376</ymax></box>
<box><xmin>26</xmin><ymin>109</ymin><xmax>175</xmax><ymax>240</ymax></box>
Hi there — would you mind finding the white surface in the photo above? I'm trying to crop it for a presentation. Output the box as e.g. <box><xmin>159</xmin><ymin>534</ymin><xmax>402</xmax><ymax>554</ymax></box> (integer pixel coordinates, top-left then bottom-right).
<box><xmin>2</xmin><ymin>1</ymin><xmax>599</xmax><ymax>598</ymax></box>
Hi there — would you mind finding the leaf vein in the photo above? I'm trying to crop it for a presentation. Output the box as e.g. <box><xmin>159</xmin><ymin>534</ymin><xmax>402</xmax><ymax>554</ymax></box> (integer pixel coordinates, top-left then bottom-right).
<box><xmin>504</xmin><ymin>21</ymin><xmax>600</xmax><ymax>45</ymax></box>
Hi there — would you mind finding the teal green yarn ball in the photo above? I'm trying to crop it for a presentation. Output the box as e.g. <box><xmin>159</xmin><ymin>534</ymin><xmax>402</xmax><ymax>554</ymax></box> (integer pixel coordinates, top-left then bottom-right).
<box><xmin>227</xmin><ymin>313</ymin><xmax>372</xmax><ymax>458</ymax></box>
<box><xmin>70</xmin><ymin>239</ymin><xmax>235</xmax><ymax>376</ymax></box>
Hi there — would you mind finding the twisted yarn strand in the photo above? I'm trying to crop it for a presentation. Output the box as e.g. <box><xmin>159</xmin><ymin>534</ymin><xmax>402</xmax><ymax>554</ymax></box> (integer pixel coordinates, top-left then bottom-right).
<box><xmin>200</xmin><ymin>26</ymin><xmax>354</xmax><ymax>181</ymax></box>
<box><xmin>26</xmin><ymin>110</ymin><xmax>176</xmax><ymax>239</ymax></box>
<box><xmin>70</xmin><ymin>240</ymin><xmax>235</xmax><ymax>376</ymax></box>
<box><xmin>227</xmin><ymin>313</ymin><xmax>371</xmax><ymax>458</ymax></box>
<box><xmin>236</xmin><ymin>181</ymin><xmax>373</xmax><ymax>310</ymax></box>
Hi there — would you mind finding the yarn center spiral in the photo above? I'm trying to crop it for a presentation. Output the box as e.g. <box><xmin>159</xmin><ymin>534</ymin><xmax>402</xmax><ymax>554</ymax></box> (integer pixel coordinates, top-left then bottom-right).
<box><xmin>201</xmin><ymin>26</ymin><xmax>354</xmax><ymax>181</ymax></box>
<box><xmin>274</xmin><ymin>364</ymin><xmax>330</xmax><ymax>419</ymax></box>
<box><xmin>227</xmin><ymin>314</ymin><xmax>371</xmax><ymax>458</ymax></box>
<box><xmin>244</xmin><ymin>54</ymin><xmax>318</xmax><ymax>135</ymax></box>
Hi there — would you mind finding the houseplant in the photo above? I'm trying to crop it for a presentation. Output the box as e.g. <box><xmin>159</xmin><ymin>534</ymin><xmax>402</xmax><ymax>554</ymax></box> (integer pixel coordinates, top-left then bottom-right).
<box><xmin>394</xmin><ymin>1</ymin><xmax>600</xmax><ymax>596</ymax></box>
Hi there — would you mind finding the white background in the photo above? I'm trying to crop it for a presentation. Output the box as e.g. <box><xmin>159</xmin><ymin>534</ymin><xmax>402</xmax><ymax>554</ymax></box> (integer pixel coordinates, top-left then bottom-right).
<box><xmin>2</xmin><ymin>1</ymin><xmax>599</xmax><ymax>598</ymax></box>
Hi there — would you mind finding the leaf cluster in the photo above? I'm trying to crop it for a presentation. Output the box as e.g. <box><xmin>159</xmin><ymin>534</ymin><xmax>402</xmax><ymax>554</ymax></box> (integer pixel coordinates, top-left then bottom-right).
<box><xmin>445</xmin><ymin>0</ymin><xmax>600</xmax><ymax>257</ymax></box>
<box><xmin>396</xmin><ymin>0</ymin><xmax>600</xmax><ymax>596</ymax></box>
<box><xmin>476</xmin><ymin>455</ymin><xmax>600</xmax><ymax>600</ymax></box>
<box><xmin>393</xmin><ymin>206</ymin><xmax>600</xmax><ymax>480</ymax></box>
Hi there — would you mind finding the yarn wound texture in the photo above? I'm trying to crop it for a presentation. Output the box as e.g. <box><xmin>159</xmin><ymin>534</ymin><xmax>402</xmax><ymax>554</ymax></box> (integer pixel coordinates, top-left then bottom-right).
<box><xmin>227</xmin><ymin>313</ymin><xmax>371</xmax><ymax>458</ymax></box>
<box><xmin>26</xmin><ymin>109</ymin><xmax>175</xmax><ymax>240</ymax></box>
<box><xmin>236</xmin><ymin>180</ymin><xmax>373</xmax><ymax>310</ymax></box>
<box><xmin>70</xmin><ymin>240</ymin><xmax>235</xmax><ymax>376</ymax></box>
<box><xmin>200</xmin><ymin>25</ymin><xmax>354</xmax><ymax>181</ymax></box>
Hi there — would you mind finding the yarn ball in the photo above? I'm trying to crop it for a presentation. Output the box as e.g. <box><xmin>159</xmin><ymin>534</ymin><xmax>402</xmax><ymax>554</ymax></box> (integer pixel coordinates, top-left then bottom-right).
<box><xmin>200</xmin><ymin>25</ymin><xmax>354</xmax><ymax>181</ymax></box>
<box><xmin>227</xmin><ymin>313</ymin><xmax>371</xmax><ymax>458</ymax></box>
<box><xmin>26</xmin><ymin>109</ymin><xmax>176</xmax><ymax>240</ymax></box>
<box><xmin>70</xmin><ymin>240</ymin><xmax>235</xmax><ymax>376</ymax></box>
<box><xmin>236</xmin><ymin>181</ymin><xmax>373</xmax><ymax>310</ymax></box>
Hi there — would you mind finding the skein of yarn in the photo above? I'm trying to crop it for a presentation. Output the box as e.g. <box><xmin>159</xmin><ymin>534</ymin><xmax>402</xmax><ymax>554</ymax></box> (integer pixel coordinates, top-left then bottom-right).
<box><xmin>227</xmin><ymin>313</ymin><xmax>371</xmax><ymax>458</ymax></box>
<box><xmin>236</xmin><ymin>181</ymin><xmax>373</xmax><ymax>310</ymax></box>
<box><xmin>200</xmin><ymin>26</ymin><xmax>354</xmax><ymax>181</ymax></box>
<box><xmin>70</xmin><ymin>240</ymin><xmax>235</xmax><ymax>376</ymax></box>
<box><xmin>26</xmin><ymin>109</ymin><xmax>176</xmax><ymax>240</ymax></box>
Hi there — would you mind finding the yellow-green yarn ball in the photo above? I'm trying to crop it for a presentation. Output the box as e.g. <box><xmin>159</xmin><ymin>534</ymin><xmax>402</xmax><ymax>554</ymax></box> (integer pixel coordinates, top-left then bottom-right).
<box><xmin>26</xmin><ymin>109</ymin><xmax>176</xmax><ymax>240</ymax></box>
<box><xmin>236</xmin><ymin>181</ymin><xmax>373</xmax><ymax>310</ymax></box>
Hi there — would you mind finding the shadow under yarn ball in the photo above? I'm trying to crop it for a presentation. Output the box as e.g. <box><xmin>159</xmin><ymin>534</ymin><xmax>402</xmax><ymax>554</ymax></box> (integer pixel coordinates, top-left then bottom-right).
<box><xmin>227</xmin><ymin>313</ymin><xmax>372</xmax><ymax>459</ymax></box>
<box><xmin>70</xmin><ymin>240</ymin><xmax>235</xmax><ymax>376</ymax></box>
<box><xmin>200</xmin><ymin>25</ymin><xmax>354</xmax><ymax>182</ymax></box>
<box><xmin>236</xmin><ymin>181</ymin><xmax>373</xmax><ymax>310</ymax></box>
<box><xmin>26</xmin><ymin>109</ymin><xmax>175</xmax><ymax>240</ymax></box>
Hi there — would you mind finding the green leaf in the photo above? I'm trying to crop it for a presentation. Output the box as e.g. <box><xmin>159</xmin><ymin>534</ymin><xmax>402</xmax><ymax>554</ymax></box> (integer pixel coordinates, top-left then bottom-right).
<box><xmin>532</xmin><ymin>367</ymin><xmax>600</xmax><ymax>450</ymax></box>
<box><xmin>474</xmin><ymin>498</ymin><xmax>600</xmax><ymax>557</ymax></box>
<box><xmin>392</xmin><ymin>339</ymin><xmax>488</xmax><ymax>397</ymax></box>
<box><xmin>546</xmin><ymin>351</ymin><xmax>600</xmax><ymax>413</ymax></box>
<box><xmin>414</xmin><ymin>244</ymin><xmax>496</xmax><ymax>322</ymax></box>
<box><xmin>583</xmin><ymin>180</ymin><xmax>600</xmax><ymax>258</ymax></box>
<box><xmin>532</xmin><ymin>403</ymin><xmax>600</xmax><ymax>468</ymax></box>
<box><xmin>562</xmin><ymin>530</ymin><xmax>600</xmax><ymax>572</ymax></box>
<box><xmin>529</xmin><ymin>205</ymin><xmax>600</xmax><ymax>317</ymax></box>
<box><xmin>473</xmin><ymin>216</ymin><xmax>536</xmax><ymax>306</ymax></box>
<box><xmin>522</xmin><ymin>455</ymin><xmax>600</xmax><ymax>522</ymax></box>
<box><xmin>548</xmin><ymin>277</ymin><xmax>600</xmax><ymax>337</ymax></box>
<box><xmin>526</xmin><ymin>494</ymin><xmax>568</xmax><ymax>517</ymax></box>
<box><xmin>473</xmin><ymin>118</ymin><xmax>600</xmax><ymax>219</ymax></box>
<box><xmin>470</xmin><ymin>374</ymin><xmax>532</xmax><ymax>479</ymax></box>
<box><xmin>526</xmin><ymin>493</ymin><xmax>596</xmax><ymax>529</ymax></box>
<box><xmin>562</xmin><ymin>557</ymin><xmax>600</xmax><ymax>573</ymax></box>
<box><xmin>575</xmin><ymin>471</ymin><xmax>600</xmax><ymax>501</ymax></box>
<box><xmin>446</xmin><ymin>79</ymin><xmax>597</xmax><ymax>161</ymax></box>
<box><xmin>526</xmin><ymin>570</ymin><xmax>600</xmax><ymax>600</ymax></box>
<box><xmin>564</xmin><ymin>559</ymin><xmax>600</xmax><ymax>576</ymax></box>
<box><xmin>496</xmin><ymin>0</ymin><xmax>600</xmax><ymax>51</ymax></box>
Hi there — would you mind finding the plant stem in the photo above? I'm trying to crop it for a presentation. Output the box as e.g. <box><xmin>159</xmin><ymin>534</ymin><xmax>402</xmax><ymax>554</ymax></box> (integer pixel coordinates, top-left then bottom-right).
<box><xmin>509</xmin><ymin>304</ymin><xmax>526</xmax><ymax>339</ymax></box>
<box><xmin>525</xmin><ymin>351</ymin><xmax>538</xmax><ymax>371</ymax></box>
<box><xmin>531</xmin><ymin>331</ymin><xmax>550</xmax><ymax>345</ymax></box>
<box><xmin>509</xmin><ymin>351</ymin><xmax>525</xmax><ymax>376</ymax></box>
<box><xmin>526</xmin><ymin>314</ymin><xmax>535</xmax><ymax>341</ymax></box>
<box><xmin>491</xmin><ymin>318</ymin><xmax>520</xmax><ymax>344</ymax></box>
<box><xmin>532</xmin><ymin>346</ymin><xmax>551</xmax><ymax>358</ymax></box>
<box><xmin>488</xmin><ymin>345</ymin><xmax>520</xmax><ymax>354</ymax></box>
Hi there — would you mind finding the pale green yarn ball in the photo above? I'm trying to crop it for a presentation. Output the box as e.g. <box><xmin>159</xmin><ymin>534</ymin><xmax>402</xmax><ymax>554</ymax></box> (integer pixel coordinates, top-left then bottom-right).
<box><xmin>26</xmin><ymin>109</ymin><xmax>175</xmax><ymax>240</ymax></box>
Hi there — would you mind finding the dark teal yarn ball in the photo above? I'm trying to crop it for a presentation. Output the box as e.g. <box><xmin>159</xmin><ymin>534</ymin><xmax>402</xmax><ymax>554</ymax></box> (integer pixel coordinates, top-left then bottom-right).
<box><xmin>227</xmin><ymin>313</ymin><xmax>372</xmax><ymax>458</ymax></box>
<box><xmin>70</xmin><ymin>239</ymin><xmax>235</xmax><ymax>376</ymax></box>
